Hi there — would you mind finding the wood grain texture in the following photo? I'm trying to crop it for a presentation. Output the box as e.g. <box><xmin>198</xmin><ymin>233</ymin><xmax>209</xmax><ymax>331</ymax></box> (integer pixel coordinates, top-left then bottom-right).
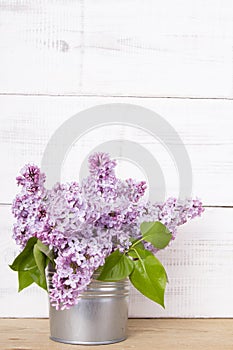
<box><xmin>1</xmin><ymin>204</ymin><xmax>233</xmax><ymax>317</ymax></box>
<box><xmin>0</xmin><ymin>96</ymin><xmax>233</xmax><ymax>205</ymax></box>
<box><xmin>0</xmin><ymin>0</ymin><xmax>233</xmax><ymax>97</ymax></box>
<box><xmin>1</xmin><ymin>318</ymin><xmax>233</xmax><ymax>350</ymax></box>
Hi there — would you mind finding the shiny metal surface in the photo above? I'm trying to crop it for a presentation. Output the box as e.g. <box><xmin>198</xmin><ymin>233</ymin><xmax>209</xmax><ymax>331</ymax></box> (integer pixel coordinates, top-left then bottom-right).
<box><xmin>47</xmin><ymin>270</ymin><xmax>130</xmax><ymax>345</ymax></box>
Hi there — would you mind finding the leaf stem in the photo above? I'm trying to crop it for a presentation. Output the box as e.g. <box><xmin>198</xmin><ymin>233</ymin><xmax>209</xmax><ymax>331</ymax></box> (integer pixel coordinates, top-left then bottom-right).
<box><xmin>130</xmin><ymin>248</ymin><xmax>146</xmax><ymax>274</ymax></box>
<box><xmin>130</xmin><ymin>237</ymin><xmax>143</xmax><ymax>249</ymax></box>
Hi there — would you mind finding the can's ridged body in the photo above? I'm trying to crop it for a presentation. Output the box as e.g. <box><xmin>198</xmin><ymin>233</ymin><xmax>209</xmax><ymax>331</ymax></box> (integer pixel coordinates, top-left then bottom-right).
<box><xmin>47</xmin><ymin>270</ymin><xmax>130</xmax><ymax>345</ymax></box>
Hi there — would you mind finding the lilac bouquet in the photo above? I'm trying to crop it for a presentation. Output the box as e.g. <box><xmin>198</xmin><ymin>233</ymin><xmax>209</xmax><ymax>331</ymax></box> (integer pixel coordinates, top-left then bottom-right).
<box><xmin>10</xmin><ymin>153</ymin><xmax>204</xmax><ymax>310</ymax></box>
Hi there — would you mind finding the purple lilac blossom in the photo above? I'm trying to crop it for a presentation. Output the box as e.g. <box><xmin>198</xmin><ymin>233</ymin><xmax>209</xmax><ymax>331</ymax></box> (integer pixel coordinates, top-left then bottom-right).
<box><xmin>50</xmin><ymin>236</ymin><xmax>112</xmax><ymax>310</ymax></box>
<box><xmin>12</xmin><ymin>152</ymin><xmax>204</xmax><ymax>309</ymax></box>
<box><xmin>16</xmin><ymin>164</ymin><xmax>46</xmax><ymax>193</ymax></box>
<box><xmin>12</xmin><ymin>165</ymin><xmax>46</xmax><ymax>247</ymax></box>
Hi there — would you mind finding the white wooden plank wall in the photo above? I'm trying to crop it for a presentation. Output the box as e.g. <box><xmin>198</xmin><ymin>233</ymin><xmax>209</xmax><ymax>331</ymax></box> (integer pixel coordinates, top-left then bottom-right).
<box><xmin>0</xmin><ymin>0</ymin><xmax>233</xmax><ymax>317</ymax></box>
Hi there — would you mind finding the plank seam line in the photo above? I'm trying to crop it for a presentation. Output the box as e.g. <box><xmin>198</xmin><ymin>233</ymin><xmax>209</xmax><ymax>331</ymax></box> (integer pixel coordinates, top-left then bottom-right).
<box><xmin>0</xmin><ymin>93</ymin><xmax>233</xmax><ymax>100</ymax></box>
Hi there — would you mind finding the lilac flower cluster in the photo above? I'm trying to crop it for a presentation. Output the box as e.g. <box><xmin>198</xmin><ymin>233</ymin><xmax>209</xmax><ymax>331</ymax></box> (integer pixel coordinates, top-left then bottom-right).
<box><xmin>12</xmin><ymin>153</ymin><xmax>204</xmax><ymax>309</ymax></box>
<box><xmin>12</xmin><ymin>165</ymin><xmax>47</xmax><ymax>246</ymax></box>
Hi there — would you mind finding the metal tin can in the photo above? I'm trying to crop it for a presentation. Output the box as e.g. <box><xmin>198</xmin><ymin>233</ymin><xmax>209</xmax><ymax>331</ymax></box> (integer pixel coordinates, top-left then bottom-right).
<box><xmin>47</xmin><ymin>269</ymin><xmax>130</xmax><ymax>345</ymax></box>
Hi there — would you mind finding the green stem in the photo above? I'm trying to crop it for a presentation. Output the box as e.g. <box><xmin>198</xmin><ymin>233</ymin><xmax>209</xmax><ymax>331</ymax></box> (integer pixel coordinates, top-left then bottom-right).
<box><xmin>130</xmin><ymin>237</ymin><xmax>143</xmax><ymax>249</ymax></box>
<box><xmin>130</xmin><ymin>248</ymin><xmax>147</xmax><ymax>274</ymax></box>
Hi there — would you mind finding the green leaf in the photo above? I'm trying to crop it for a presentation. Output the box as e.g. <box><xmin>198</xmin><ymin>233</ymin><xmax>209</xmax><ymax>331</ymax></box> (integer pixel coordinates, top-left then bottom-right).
<box><xmin>140</xmin><ymin>221</ymin><xmax>172</xmax><ymax>249</ymax></box>
<box><xmin>129</xmin><ymin>247</ymin><xmax>167</xmax><ymax>307</ymax></box>
<box><xmin>18</xmin><ymin>270</ymin><xmax>34</xmax><ymax>292</ymax></box>
<box><xmin>97</xmin><ymin>249</ymin><xmax>134</xmax><ymax>282</ymax></box>
<box><xmin>36</xmin><ymin>240</ymin><xmax>54</xmax><ymax>263</ymax></box>
<box><xmin>9</xmin><ymin>237</ymin><xmax>48</xmax><ymax>292</ymax></box>
<box><xmin>33</xmin><ymin>244</ymin><xmax>47</xmax><ymax>276</ymax></box>
<box><xmin>18</xmin><ymin>265</ymin><xmax>48</xmax><ymax>292</ymax></box>
<box><xmin>29</xmin><ymin>267</ymin><xmax>47</xmax><ymax>291</ymax></box>
<box><xmin>9</xmin><ymin>237</ymin><xmax>38</xmax><ymax>271</ymax></box>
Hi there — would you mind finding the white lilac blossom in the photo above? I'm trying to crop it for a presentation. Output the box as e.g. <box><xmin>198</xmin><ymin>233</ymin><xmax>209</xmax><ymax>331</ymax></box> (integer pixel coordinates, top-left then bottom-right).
<box><xmin>12</xmin><ymin>153</ymin><xmax>204</xmax><ymax>310</ymax></box>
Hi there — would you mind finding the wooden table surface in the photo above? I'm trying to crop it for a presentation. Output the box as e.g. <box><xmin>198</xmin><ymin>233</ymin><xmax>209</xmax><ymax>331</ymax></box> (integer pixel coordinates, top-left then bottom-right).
<box><xmin>0</xmin><ymin>318</ymin><xmax>232</xmax><ymax>350</ymax></box>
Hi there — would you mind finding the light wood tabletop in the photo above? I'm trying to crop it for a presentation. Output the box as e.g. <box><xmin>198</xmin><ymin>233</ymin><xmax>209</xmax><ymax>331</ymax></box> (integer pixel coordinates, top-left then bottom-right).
<box><xmin>0</xmin><ymin>318</ymin><xmax>232</xmax><ymax>350</ymax></box>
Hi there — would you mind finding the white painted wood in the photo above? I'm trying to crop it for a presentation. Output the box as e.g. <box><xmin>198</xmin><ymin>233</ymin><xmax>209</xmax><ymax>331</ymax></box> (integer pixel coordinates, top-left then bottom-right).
<box><xmin>1</xmin><ymin>205</ymin><xmax>232</xmax><ymax>317</ymax></box>
<box><xmin>0</xmin><ymin>0</ymin><xmax>233</xmax><ymax>97</ymax></box>
<box><xmin>0</xmin><ymin>96</ymin><xmax>233</xmax><ymax>205</ymax></box>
